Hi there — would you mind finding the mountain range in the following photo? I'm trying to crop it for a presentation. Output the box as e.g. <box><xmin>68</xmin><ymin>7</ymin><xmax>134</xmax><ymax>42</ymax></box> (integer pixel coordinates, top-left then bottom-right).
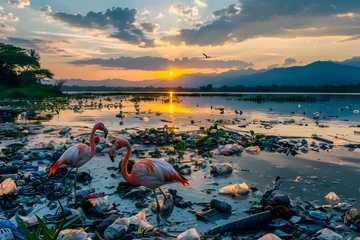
<box><xmin>53</xmin><ymin>57</ymin><xmax>360</xmax><ymax>88</ymax></box>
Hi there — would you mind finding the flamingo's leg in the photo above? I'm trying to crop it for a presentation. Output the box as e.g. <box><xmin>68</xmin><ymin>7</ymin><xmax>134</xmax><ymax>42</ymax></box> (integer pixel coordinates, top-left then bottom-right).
<box><xmin>74</xmin><ymin>168</ymin><xmax>78</xmax><ymax>204</ymax></box>
<box><xmin>153</xmin><ymin>190</ymin><xmax>161</xmax><ymax>225</ymax></box>
<box><xmin>158</xmin><ymin>187</ymin><xmax>167</xmax><ymax>199</ymax></box>
<box><xmin>61</xmin><ymin>168</ymin><xmax>73</xmax><ymax>182</ymax></box>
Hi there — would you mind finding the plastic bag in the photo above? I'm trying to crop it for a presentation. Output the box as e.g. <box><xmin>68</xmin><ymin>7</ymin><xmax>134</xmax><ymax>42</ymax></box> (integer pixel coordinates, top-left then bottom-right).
<box><xmin>218</xmin><ymin>182</ymin><xmax>249</xmax><ymax>195</ymax></box>
<box><xmin>104</xmin><ymin>217</ymin><xmax>130</xmax><ymax>240</ymax></box>
<box><xmin>88</xmin><ymin>196</ymin><xmax>112</xmax><ymax>213</ymax></box>
<box><xmin>0</xmin><ymin>178</ymin><xmax>17</xmax><ymax>196</ymax></box>
<box><xmin>57</xmin><ymin>229</ymin><xmax>90</xmax><ymax>240</ymax></box>
<box><xmin>210</xmin><ymin>163</ymin><xmax>233</xmax><ymax>175</ymax></box>
<box><xmin>259</xmin><ymin>233</ymin><xmax>281</xmax><ymax>240</ymax></box>
<box><xmin>0</xmin><ymin>220</ymin><xmax>23</xmax><ymax>240</ymax></box>
<box><xmin>177</xmin><ymin>228</ymin><xmax>200</xmax><ymax>240</ymax></box>
<box><xmin>315</xmin><ymin>228</ymin><xmax>342</xmax><ymax>240</ymax></box>
<box><xmin>325</xmin><ymin>192</ymin><xmax>341</xmax><ymax>203</ymax></box>
<box><xmin>129</xmin><ymin>211</ymin><xmax>154</xmax><ymax>229</ymax></box>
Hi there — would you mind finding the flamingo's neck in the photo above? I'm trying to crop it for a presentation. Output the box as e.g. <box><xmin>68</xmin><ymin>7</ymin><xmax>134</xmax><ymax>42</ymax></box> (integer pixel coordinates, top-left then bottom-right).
<box><xmin>89</xmin><ymin>126</ymin><xmax>98</xmax><ymax>159</ymax></box>
<box><xmin>121</xmin><ymin>142</ymin><xmax>133</xmax><ymax>183</ymax></box>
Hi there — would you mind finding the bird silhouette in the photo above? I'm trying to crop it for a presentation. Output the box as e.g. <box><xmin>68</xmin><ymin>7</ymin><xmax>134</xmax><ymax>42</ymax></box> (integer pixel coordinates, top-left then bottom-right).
<box><xmin>203</xmin><ymin>53</ymin><xmax>211</xmax><ymax>59</ymax></box>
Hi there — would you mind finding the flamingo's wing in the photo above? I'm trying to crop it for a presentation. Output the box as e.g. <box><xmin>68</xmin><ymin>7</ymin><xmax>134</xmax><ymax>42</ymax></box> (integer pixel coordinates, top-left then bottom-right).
<box><xmin>132</xmin><ymin>159</ymin><xmax>189</xmax><ymax>188</ymax></box>
<box><xmin>59</xmin><ymin>143</ymin><xmax>91</xmax><ymax>167</ymax></box>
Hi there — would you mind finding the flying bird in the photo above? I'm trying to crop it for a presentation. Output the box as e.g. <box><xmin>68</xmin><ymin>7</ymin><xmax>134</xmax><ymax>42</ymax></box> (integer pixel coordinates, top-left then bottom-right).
<box><xmin>203</xmin><ymin>53</ymin><xmax>211</xmax><ymax>59</ymax></box>
<box><xmin>47</xmin><ymin>122</ymin><xmax>108</xmax><ymax>203</ymax></box>
<box><xmin>109</xmin><ymin>139</ymin><xmax>190</xmax><ymax>218</ymax></box>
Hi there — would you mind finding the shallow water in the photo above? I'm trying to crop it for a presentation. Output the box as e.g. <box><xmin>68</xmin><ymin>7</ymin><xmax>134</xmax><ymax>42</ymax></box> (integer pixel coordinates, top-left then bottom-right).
<box><xmin>2</xmin><ymin>93</ymin><xmax>360</xmax><ymax>232</ymax></box>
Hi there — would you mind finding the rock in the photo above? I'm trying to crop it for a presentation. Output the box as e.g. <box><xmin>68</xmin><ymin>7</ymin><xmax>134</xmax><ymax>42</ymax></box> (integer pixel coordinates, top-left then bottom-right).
<box><xmin>179</xmin><ymin>168</ymin><xmax>191</xmax><ymax>175</ymax></box>
<box><xmin>104</xmin><ymin>217</ymin><xmax>130</xmax><ymax>239</ymax></box>
<box><xmin>210</xmin><ymin>199</ymin><xmax>232</xmax><ymax>213</ymax></box>
<box><xmin>273</xmin><ymin>195</ymin><xmax>290</xmax><ymax>207</ymax></box>
<box><xmin>289</xmin><ymin>216</ymin><xmax>302</xmax><ymax>224</ymax></box>
<box><xmin>268</xmin><ymin>218</ymin><xmax>288</xmax><ymax>228</ymax></box>
<box><xmin>22</xmin><ymin>155</ymin><xmax>29</xmax><ymax>160</ymax></box>
<box><xmin>38</xmin><ymin>153</ymin><xmax>46</xmax><ymax>159</ymax></box>
<box><xmin>245</xmin><ymin>146</ymin><xmax>261</xmax><ymax>155</ymax></box>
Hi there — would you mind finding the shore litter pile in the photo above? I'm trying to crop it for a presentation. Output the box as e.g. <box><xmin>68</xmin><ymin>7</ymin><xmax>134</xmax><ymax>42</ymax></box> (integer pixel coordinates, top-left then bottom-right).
<box><xmin>0</xmin><ymin>94</ymin><xmax>359</xmax><ymax>239</ymax></box>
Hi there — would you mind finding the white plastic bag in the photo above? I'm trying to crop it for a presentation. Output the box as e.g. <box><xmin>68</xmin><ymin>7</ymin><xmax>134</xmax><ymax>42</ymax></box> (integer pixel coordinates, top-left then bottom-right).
<box><xmin>259</xmin><ymin>233</ymin><xmax>281</xmax><ymax>240</ymax></box>
<box><xmin>325</xmin><ymin>192</ymin><xmax>341</xmax><ymax>203</ymax></box>
<box><xmin>315</xmin><ymin>228</ymin><xmax>342</xmax><ymax>240</ymax></box>
<box><xmin>57</xmin><ymin>229</ymin><xmax>90</xmax><ymax>240</ymax></box>
<box><xmin>88</xmin><ymin>196</ymin><xmax>112</xmax><ymax>213</ymax></box>
<box><xmin>129</xmin><ymin>211</ymin><xmax>154</xmax><ymax>229</ymax></box>
<box><xmin>0</xmin><ymin>178</ymin><xmax>17</xmax><ymax>196</ymax></box>
<box><xmin>104</xmin><ymin>217</ymin><xmax>130</xmax><ymax>240</ymax></box>
<box><xmin>177</xmin><ymin>228</ymin><xmax>200</xmax><ymax>240</ymax></box>
<box><xmin>218</xmin><ymin>182</ymin><xmax>249</xmax><ymax>195</ymax></box>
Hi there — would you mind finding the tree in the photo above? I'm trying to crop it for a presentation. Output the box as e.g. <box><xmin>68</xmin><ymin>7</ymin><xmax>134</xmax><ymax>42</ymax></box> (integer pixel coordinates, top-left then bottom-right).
<box><xmin>0</xmin><ymin>43</ymin><xmax>54</xmax><ymax>88</ymax></box>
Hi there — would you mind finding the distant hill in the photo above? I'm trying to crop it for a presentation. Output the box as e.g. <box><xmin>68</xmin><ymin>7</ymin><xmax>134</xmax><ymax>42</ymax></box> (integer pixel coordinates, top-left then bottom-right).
<box><xmin>333</xmin><ymin>56</ymin><xmax>360</xmax><ymax>67</ymax></box>
<box><xmin>225</xmin><ymin>61</ymin><xmax>360</xmax><ymax>86</ymax></box>
<box><xmin>53</xmin><ymin>61</ymin><xmax>360</xmax><ymax>88</ymax></box>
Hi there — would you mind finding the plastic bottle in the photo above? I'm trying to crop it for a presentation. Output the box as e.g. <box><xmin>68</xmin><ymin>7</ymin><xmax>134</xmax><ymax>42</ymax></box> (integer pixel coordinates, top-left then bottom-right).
<box><xmin>84</xmin><ymin>192</ymin><xmax>105</xmax><ymax>199</ymax></box>
<box><xmin>68</xmin><ymin>187</ymin><xmax>95</xmax><ymax>199</ymax></box>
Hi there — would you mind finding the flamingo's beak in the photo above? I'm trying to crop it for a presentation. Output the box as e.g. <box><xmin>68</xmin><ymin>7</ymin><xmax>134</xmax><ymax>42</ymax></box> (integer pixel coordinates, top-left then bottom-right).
<box><xmin>109</xmin><ymin>146</ymin><xmax>116</xmax><ymax>162</ymax></box>
<box><xmin>104</xmin><ymin>127</ymin><xmax>108</xmax><ymax>139</ymax></box>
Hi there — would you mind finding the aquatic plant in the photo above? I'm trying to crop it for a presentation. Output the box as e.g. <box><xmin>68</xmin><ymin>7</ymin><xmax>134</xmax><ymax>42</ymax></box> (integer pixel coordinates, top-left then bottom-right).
<box><xmin>15</xmin><ymin>201</ymin><xmax>66</xmax><ymax>240</ymax></box>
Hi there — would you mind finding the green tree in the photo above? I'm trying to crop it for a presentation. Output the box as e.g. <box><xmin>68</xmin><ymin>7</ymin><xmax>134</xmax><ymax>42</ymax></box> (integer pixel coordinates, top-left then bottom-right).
<box><xmin>0</xmin><ymin>43</ymin><xmax>53</xmax><ymax>88</ymax></box>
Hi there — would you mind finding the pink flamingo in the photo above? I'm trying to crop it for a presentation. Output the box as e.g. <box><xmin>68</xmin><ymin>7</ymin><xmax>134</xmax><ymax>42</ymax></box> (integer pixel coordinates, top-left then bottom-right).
<box><xmin>47</xmin><ymin>122</ymin><xmax>108</xmax><ymax>203</ymax></box>
<box><xmin>109</xmin><ymin>139</ymin><xmax>190</xmax><ymax>213</ymax></box>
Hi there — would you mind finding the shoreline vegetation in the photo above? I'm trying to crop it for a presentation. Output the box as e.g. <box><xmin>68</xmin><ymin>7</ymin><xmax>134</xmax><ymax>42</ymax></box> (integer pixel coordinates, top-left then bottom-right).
<box><xmin>0</xmin><ymin>43</ymin><xmax>63</xmax><ymax>99</ymax></box>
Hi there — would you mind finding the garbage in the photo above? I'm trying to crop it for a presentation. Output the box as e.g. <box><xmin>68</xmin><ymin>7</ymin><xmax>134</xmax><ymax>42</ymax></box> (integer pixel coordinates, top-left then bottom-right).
<box><xmin>205</xmin><ymin>211</ymin><xmax>273</xmax><ymax>234</ymax></box>
<box><xmin>315</xmin><ymin>228</ymin><xmax>342</xmax><ymax>240</ymax></box>
<box><xmin>218</xmin><ymin>182</ymin><xmax>249</xmax><ymax>195</ymax></box>
<box><xmin>325</xmin><ymin>192</ymin><xmax>341</xmax><ymax>203</ymax></box>
<box><xmin>129</xmin><ymin>211</ymin><xmax>154</xmax><ymax>229</ymax></box>
<box><xmin>88</xmin><ymin>196</ymin><xmax>112</xmax><ymax>213</ymax></box>
<box><xmin>244</xmin><ymin>146</ymin><xmax>261</xmax><ymax>155</ymax></box>
<box><xmin>177</xmin><ymin>228</ymin><xmax>200</xmax><ymax>240</ymax></box>
<box><xmin>210</xmin><ymin>163</ymin><xmax>233</xmax><ymax>175</ymax></box>
<box><xmin>57</xmin><ymin>229</ymin><xmax>91</xmax><ymax>240</ymax></box>
<box><xmin>0</xmin><ymin>178</ymin><xmax>17</xmax><ymax>196</ymax></box>
<box><xmin>259</xmin><ymin>233</ymin><xmax>281</xmax><ymax>240</ymax></box>
<box><xmin>0</xmin><ymin>220</ymin><xmax>23</xmax><ymax>240</ymax></box>
<box><xmin>104</xmin><ymin>217</ymin><xmax>130</xmax><ymax>240</ymax></box>
<box><xmin>344</xmin><ymin>208</ymin><xmax>360</xmax><ymax>229</ymax></box>
<box><xmin>210</xmin><ymin>199</ymin><xmax>232</xmax><ymax>213</ymax></box>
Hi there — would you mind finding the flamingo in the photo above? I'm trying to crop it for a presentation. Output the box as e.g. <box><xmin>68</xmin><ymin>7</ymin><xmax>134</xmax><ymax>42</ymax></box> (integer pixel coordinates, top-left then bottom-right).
<box><xmin>109</xmin><ymin>139</ymin><xmax>190</xmax><ymax>216</ymax></box>
<box><xmin>47</xmin><ymin>122</ymin><xmax>108</xmax><ymax>203</ymax></box>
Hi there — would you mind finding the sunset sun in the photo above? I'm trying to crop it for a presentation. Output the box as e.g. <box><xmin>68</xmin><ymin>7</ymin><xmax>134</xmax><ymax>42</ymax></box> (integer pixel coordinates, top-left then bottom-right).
<box><xmin>170</xmin><ymin>71</ymin><xmax>174</xmax><ymax>75</ymax></box>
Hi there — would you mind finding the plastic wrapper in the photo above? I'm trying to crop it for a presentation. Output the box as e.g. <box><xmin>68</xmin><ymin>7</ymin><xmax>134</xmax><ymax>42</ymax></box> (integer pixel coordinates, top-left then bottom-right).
<box><xmin>259</xmin><ymin>233</ymin><xmax>281</xmax><ymax>240</ymax></box>
<box><xmin>0</xmin><ymin>178</ymin><xmax>18</xmax><ymax>196</ymax></box>
<box><xmin>129</xmin><ymin>211</ymin><xmax>154</xmax><ymax>229</ymax></box>
<box><xmin>177</xmin><ymin>228</ymin><xmax>200</xmax><ymax>240</ymax></box>
<box><xmin>218</xmin><ymin>182</ymin><xmax>249</xmax><ymax>195</ymax></box>
<box><xmin>57</xmin><ymin>229</ymin><xmax>90</xmax><ymax>240</ymax></box>
<box><xmin>104</xmin><ymin>217</ymin><xmax>130</xmax><ymax>240</ymax></box>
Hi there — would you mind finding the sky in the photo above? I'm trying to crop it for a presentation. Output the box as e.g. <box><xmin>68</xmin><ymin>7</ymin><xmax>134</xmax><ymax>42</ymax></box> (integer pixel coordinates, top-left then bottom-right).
<box><xmin>1</xmin><ymin>0</ymin><xmax>360</xmax><ymax>81</ymax></box>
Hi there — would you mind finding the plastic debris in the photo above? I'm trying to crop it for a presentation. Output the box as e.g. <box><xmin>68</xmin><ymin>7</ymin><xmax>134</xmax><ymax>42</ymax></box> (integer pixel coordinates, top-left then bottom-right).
<box><xmin>315</xmin><ymin>228</ymin><xmax>342</xmax><ymax>240</ymax></box>
<box><xmin>57</xmin><ymin>229</ymin><xmax>91</xmax><ymax>240</ymax></box>
<box><xmin>129</xmin><ymin>211</ymin><xmax>154</xmax><ymax>229</ymax></box>
<box><xmin>210</xmin><ymin>163</ymin><xmax>233</xmax><ymax>175</ymax></box>
<box><xmin>0</xmin><ymin>178</ymin><xmax>17</xmax><ymax>196</ymax></box>
<box><xmin>88</xmin><ymin>196</ymin><xmax>112</xmax><ymax>213</ymax></box>
<box><xmin>210</xmin><ymin>199</ymin><xmax>232</xmax><ymax>213</ymax></box>
<box><xmin>177</xmin><ymin>228</ymin><xmax>200</xmax><ymax>240</ymax></box>
<box><xmin>325</xmin><ymin>192</ymin><xmax>341</xmax><ymax>203</ymax></box>
<box><xmin>104</xmin><ymin>218</ymin><xmax>130</xmax><ymax>240</ymax></box>
<box><xmin>244</xmin><ymin>146</ymin><xmax>261</xmax><ymax>155</ymax></box>
<box><xmin>259</xmin><ymin>233</ymin><xmax>281</xmax><ymax>240</ymax></box>
<box><xmin>218</xmin><ymin>182</ymin><xmax>249</xmax><ymax>195</ymax></box>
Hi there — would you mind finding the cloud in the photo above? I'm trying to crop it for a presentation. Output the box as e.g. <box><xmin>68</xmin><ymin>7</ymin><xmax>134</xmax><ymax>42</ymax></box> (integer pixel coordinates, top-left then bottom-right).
<box><xmin>338</xmin><ymin>35</ymin><xmax>360</xmax><ymax>43</ymax></box>
<box><xmin>139</xmin><ymin>9</ymin><xmax>149</xmax><ymax>20</ymax></box>
<box><xmin>212</xmin><ymin>4</ymin><xmax>241</xmax><ymax>18</ymax></box>
<box><xmin>194</xmin><ymin>0</ymin><xmax>207</xmax><ymax>8</ymax></box>
<box><xmin>69</xmin><ymin>56</ymin><xmax>253</xmax><ymax>71</ymax></box>
<box><xmin>169</xmin><ymin>4</ymin><xmax>199</xmax><ymax>20</ymax></box>
<box><xmin>140</xmin><ymin>22</ymin><xmax>159</xmax><ymax>33</ymax></box>
<box><xmin>51</xmin><ymin>7</ymin><xmax>155</xmax><ymax>48</ymax></box>
<box><xmin>282</xmin><ymin>58</ymin><xmax>297</xmax><ymax>66</ymax></box>
<box><xmin>39</xmin><ymin>5</ymin><xmax>52</xmax><ymax>14</ymax></box>
<box><xmin>155</xmin><ymin>12</ymin><xmax>164</xmax><ymax>19</ymax></box>
<box><xmin>162</xmin><ymin>0</ymin><xmax>360</xmax><ymax>46</ymax></box>
<box><xmin>0</xmin><ymin>37</ymin><xmax>70</xmax><ymax>54</ymax></box>
<box><xmin>8</xmin><ymin>0</ymin><xmax>30</xmax><ymax>8</ymax></box>
<box><xmin>0</xmin><ymin>22</ymin><xmax>16</xmax><ymax>31</ymax></box>
<box><xmin>0</xmin><ymin>7</ymin><xmax>19</xmax><ymax>21</ymax></box>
